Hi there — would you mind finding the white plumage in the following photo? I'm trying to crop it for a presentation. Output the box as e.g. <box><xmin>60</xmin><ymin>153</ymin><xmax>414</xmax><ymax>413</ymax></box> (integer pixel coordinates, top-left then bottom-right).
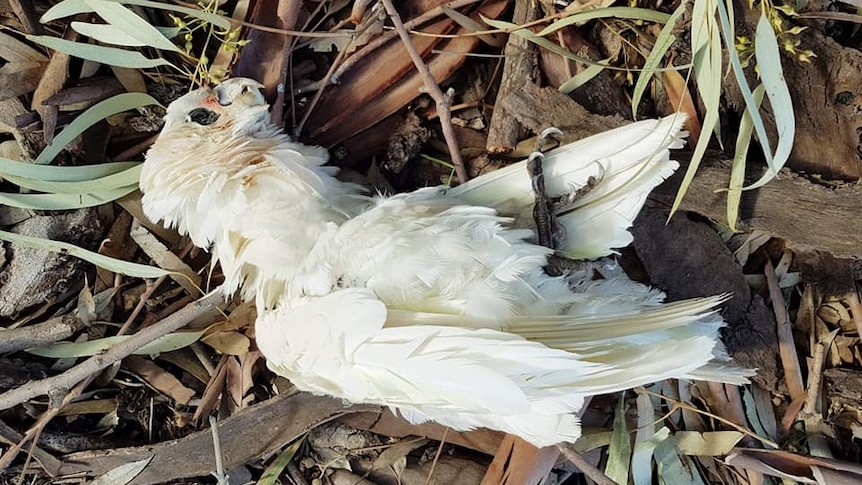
<box><xmin>140</xmin><ymin>78</ymin><xmax>751</xmax><ymax>447</ymax></box>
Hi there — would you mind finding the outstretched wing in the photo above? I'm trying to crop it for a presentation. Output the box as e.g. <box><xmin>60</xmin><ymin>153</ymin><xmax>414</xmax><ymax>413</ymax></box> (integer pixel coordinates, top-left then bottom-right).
<box><xmin>255</xmin><ymin>287</ymin><xmax>748</xmax><ymax>446</ymax></box>
<box><xmin>447</xmin><ymin>114</ymin><xmax>687</xmax><ymax>258</ymax></box>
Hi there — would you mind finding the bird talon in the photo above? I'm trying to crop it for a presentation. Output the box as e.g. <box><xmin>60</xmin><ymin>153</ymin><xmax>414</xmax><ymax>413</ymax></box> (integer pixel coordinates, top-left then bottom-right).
<box><xmin>534</xmin><ymin>127</ymin><xmax>563</xmax><ymax>154</ymax></box>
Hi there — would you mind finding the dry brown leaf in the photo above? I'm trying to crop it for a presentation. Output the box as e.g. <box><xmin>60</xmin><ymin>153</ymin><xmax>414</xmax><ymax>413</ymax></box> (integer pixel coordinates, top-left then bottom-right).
<box><xmin>660</xmin><ymin>65</ymin><xmax>701</xmax><ymax>147</ymax></box>
<box><xmin>0</xmin><ymin>31</ymin><xmax>47</xmax><ymax>101</ymax></box>
<box><xmin>225</xmin><ymin>353</ymin><xmax>256</xmax><ymax>413</ymax></box>
<box><xmin>193</xmin><ymin>354</ymin><xmax>229</xmax><ymax>421</ymax></box>
<box><xmin>0</xmin><ymin>32</ymin><xmax>47</xmax><ymax>63</ymax></box>
<box><xmin>32</xmin><ymin>31</ymin><xmax>77</xmax><ymax>144</ymax></box>
<box><xmin>780</xmin><ymin>393</ymin><xmax>807</xmax><ymax>433</ymax></box>
<box><xmin>95</xmin><ymin>211</ymin><xmax>134</xmax><ymax>293</ymax></box>
<box><xmin>239</xmin><ymin>350</ymin><xmax>260</xmax><ymax>405</ymax></box>
<box><xmin>57</xmin><ymin>398</ymin><xmax>118</xmax><ymax>416</ymax></box>
<box><xmin>212</xmin><ymin>301</ymin><xmax>256</xmax><ymax>333</ymax></box>
<box><xmin>158</xmin><ymin>349</ymin><xmax>211</xmax><ymax>384</ymax></box>
<box><xmin>129</xmin><ymin>219</ymin><xmax>201</xmax><ymax>295</ymax></box>
<box><xmin>110</xmin><ymin>66</ymin><xmax>147</xmax><ymax>93</ymax></box>
<box><xmin>0</xmin><ymin>62</ymin><xmax>47</xmax><ymax>101</ymax></box>
<box><xmin>304</xmin><ymin>0</ymin><xmax>508</xmax><ymax>162</ymax></box>
<box><xmin>482</xmin><ymin>435</ymin><xmax>559</xmax><ymax>485</ymax></box>
<box><xmin>202</xmin><ymin>330</ymin><xmax>250</xmax><ymax>356</ymax></box>
<box><xmin>371</xmin><ymin>436</ymin><xmax>429</xmax><ymax>471</ymax></box>
<box><xmin>124</xmin><ymin>355</ymin><xmax>196</xmax><ymax>405</ymax></box>
<box><xmin>225</xmin><ymin>355</ymin><xmax>243</xmax><ymax>414</ymax></box>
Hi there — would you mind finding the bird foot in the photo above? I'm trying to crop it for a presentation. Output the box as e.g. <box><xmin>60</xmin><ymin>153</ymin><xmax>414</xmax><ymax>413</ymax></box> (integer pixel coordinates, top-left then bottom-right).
<box><xmin>528</xmin><ymin>128</ymin><xmax>565</xmax><ymax>250</ymax></box>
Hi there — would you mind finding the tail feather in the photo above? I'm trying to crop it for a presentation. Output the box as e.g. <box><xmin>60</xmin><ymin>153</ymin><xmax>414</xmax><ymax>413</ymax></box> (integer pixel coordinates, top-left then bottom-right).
<box><xmin>447</xmin><ymin>114</ymin><xmax>688</xmax><ymax>258</ymax></box>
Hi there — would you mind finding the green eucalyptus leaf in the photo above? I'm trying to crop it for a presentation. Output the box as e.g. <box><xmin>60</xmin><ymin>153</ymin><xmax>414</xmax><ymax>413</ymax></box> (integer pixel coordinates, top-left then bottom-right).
<box><xmin>27</xmin><ymin>329</ymin><xmax>206</xmax><ymax>358</ymax></box>
<box><xmin>71</xmin><ymin>21</ymin><xmax>151</xmax><ymax>47</ymax></box>
<box><xmin>42</xmin><ymin>0</ymin><xmax>231</xmax><ymax>29</ymax></box>
<box><xmin>727</xmin><ymin>84</ymin><xmax>765</xmax><ymax>231</ymax></box>
<box><xmin>669</xmin><ymin>0</ymin><xmax>721</xmax><ymax>217</ymax></box>
<box><xmin>84</xmin><ymin>0</ymin><xmax>182</xmax><ymax>52</ymax></box>
<box><xmin>0</xmin><ymin>229</ymin><xmax>172</xmax><ymax>278</ymax></box>
<box><xmin>35</xmin><ymin>92</ymin><xmax>160</xmax><ymax>165</ymax></box>
<box><xmin>27</xmin><ymin>35</ymin><xmax>176</xmax><ymax>69</ymax></box>
<box><xmin>3</xmin><ymin>164</ymin><xmax>142</xmax><ymax>194</ymax></box>
<box><xmin>742</xmin><ymin>10</ymin><xmax>794</xmax><ymax>190</ymax></box>
<box><xmin>40</xmin><ymin>0</ymin><xmax>91</xmax><ymax>21</ymax></box>
<box><xmin>631</xmin><ymin>0</ymin><xmax>688</xmax><ymax>118</ymax></box>
<box><xmin>558</xmin><ymin>59</ymin><xmax>609</xmax><ymax>94</ymax></box>
<box><xmin>0</xmin><ymin>185</ymin><xmax>138</xmax><ymax>209</ymax></box>
<box><xmin>0</xmin><ymin>157</ymin><xmax>139</xmax><ymax>181</ymax></box>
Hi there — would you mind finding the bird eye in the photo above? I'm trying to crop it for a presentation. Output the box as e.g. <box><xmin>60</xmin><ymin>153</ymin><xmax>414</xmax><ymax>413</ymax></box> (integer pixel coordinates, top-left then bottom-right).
<box><xmin>187</xmin><ymin>107</ymin><xmax>220</xmax><ymax>126</ymax></box>
<box><xmin>241</xmin><ymin>86</ymin><xmax>249</xmax><ymax>95</ymax></box>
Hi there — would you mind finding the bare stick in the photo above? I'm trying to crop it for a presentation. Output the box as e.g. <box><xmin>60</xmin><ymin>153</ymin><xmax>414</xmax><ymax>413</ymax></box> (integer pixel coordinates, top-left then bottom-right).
<box><xmin>0</xmin><ymin>314</ymin><xmax>84</xmax><ymax>354</ymax></box>
<box><xmin>294</xmin><ymin>45</ymin><xmax>348</xmax><ymax>137</ymax></box>
<box><xmin>209</xmin><ymin>415</ymin><xmax>229</xmax><ymax>485</ymax></box>
<box><xmin>557</xmin><ymin>444</ymin><xmax>616</xmax><ymax>485</ymax></box>
<box><xmin>380</xmin><ymin>0</ymin><xmax>467</xmax><ymax>184</ymax></box>
<box><xmin>0</xmin><ymin>290</ymin><xmax>223</xmax><ymax>411</ymax></box>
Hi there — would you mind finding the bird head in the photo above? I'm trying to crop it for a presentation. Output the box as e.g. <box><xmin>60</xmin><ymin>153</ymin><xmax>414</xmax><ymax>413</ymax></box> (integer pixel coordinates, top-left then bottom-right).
<box><xmin>160</xmin><ymin>78</ymin><xmax>270</xmax><ymax>137</ymax></box>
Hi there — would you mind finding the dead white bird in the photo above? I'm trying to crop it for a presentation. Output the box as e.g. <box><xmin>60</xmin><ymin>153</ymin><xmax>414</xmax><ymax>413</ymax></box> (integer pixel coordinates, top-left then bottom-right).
<box><xmin>141</xmin><ymin>78</ymin><xmax>750</xmax><ymax>447</ymax></box>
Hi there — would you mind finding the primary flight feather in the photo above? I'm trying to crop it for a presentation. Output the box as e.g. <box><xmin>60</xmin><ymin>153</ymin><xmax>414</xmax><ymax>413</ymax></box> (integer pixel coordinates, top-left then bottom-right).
<box><xmin>140</xmin><ymin>78</ymin><xmax>750</xmax><ymax>447</ymax></box>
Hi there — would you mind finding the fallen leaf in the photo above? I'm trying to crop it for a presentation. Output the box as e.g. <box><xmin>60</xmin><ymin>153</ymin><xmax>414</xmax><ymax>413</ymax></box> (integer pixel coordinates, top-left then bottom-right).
<box><xmin>202</xmin><ymin>330</ymin><xmax>250</xmax><ymax>356</ymax></box>
<box><xmin>661</xmin><ymin>64</ymin><xmax>701</xmax><ymax>146</ymax></box>
<box><xmin>124</xmin><ymin>355</ymin><xmax>196</xmax><ymax>405</ymax></box>
<box><xmin>90</xmin><ymin>456</ymin><xmax>153</xmax><ymax>485</ymax></box>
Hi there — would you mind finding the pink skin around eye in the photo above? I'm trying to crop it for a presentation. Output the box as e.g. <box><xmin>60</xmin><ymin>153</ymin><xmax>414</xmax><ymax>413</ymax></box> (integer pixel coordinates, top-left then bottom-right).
<box><xmin>202</xmin><ymin>96</ymin><xmax>220</xmax><ymax>108</ymax></box>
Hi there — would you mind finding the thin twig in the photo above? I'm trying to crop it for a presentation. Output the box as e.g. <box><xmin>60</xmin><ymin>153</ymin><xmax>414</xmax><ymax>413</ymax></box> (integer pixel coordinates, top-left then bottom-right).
<box><xmin>424</xmin><ymin>428</ymin><xmax>449</xmax><ymax>485</ymax></box>
<box><xmin>209</xmin><ymin>415</ymin><xmax>229</xmax><ymax>485</ymax></box>
<box><xmin>380</xmin><ymin>0</ymin><xmax>467</xmax><ymax>184</ymax></box>
<box><xmin>0</xmin><ymin>291</ymin><xmax>223</xmax><ymax>412</ymax></box>
<box><xmin>117</xmin><ymin>275</ymin><xmax>168</xmax><ymax>336</ymax></box>
<box><xmin>0</xmin><ymin>374</ymin><xmax>98</xmax><ymax>472</ymax></box>
<box><xmin>556</xmin><ymin>444</ymin><xmax>616</xmax><ymax>485</ymax></box>
<box><xmin>0</xmin><ymin>314</ymin><xmax>84</xmax><ymax>354</ymax></box>
<box><xmin>0</xmin><ymin>419</ymin><xmax>60</xmax><ymax>474</ymax></box>
<box><xmin>293</xmin><ymin>46</ymin><xmax>348</xmax><ymax>137</ymax></box>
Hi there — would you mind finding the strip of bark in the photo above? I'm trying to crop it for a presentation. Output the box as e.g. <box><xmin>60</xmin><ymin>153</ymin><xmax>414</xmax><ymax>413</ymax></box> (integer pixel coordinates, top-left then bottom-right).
<box><xmin>486</xmin><ymin>0</ymin><xmax>540</xmax><ymax>153</ymax></box>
